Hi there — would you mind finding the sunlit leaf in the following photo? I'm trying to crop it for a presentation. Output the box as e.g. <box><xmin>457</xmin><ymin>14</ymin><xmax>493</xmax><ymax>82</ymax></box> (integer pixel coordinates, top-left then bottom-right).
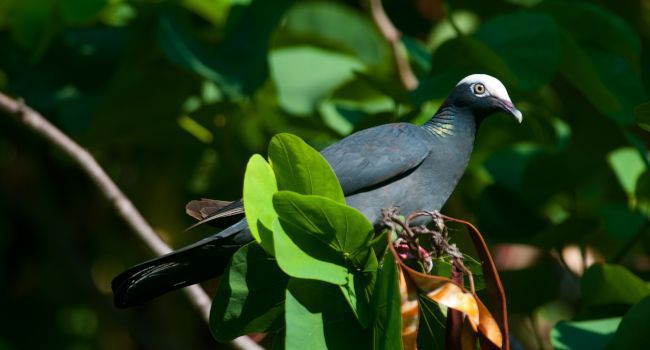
<box><xmin>269</xmin><ymin>47</ymin><xmax>364</xmax><ymax>115</ymax></box>
<box><xmin>272</xmin><ymin>191</ymin><xmax>374</xmax><ymax>264</ymax></box>
<box><xmin>280</xmin><ymin>1</ymin><xmax>391</xmax><ymax>73</ymax></box>
<box><xmin>552</xmin><ymin>318</ymin><xmax>621</xmax><ymax>350</ymax></box>
<box><xmin>268</xmin><ymin>133</ymin><xmax>344</xmax><ymax>203</ymax></box>
<box><xmin>272</xmin><ymin>218</ymin><xmax>348</xmax><ymax>285</ymax></box>
<box><xmin>607</xmin><ymin>147</ymin><xmax>646</xmax><ymax>198</ymax></box>
<box><xmin>243</xmin><ymin>155</ymin><xmax>277</xmax><ymax>253</ymax></box>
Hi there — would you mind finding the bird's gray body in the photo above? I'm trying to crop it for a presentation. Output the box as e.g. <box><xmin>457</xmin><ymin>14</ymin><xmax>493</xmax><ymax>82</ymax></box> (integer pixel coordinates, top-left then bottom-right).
<box><xmin>112</xmin><ymin>74</ymin><xmax>519</xmax><ymax>308</ymax></box>
<box><xmin>326</xmin><ymin>115</ymin><xmax>476</xmax><ymax>223</ymax></box>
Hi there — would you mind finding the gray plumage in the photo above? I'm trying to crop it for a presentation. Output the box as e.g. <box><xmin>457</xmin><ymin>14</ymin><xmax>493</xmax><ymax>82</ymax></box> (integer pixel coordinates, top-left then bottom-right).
<box><xmin>112</xmin><ymin>74</ymin><xmax>522</xmax><ymax>308</ymax></box>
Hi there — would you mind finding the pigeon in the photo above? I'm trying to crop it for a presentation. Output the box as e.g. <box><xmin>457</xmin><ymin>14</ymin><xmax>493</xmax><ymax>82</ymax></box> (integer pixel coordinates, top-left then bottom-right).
<box><xmin>112</xmin><ymin>74</ymin><xmax>522</xmax><ymax>308</ymax></box>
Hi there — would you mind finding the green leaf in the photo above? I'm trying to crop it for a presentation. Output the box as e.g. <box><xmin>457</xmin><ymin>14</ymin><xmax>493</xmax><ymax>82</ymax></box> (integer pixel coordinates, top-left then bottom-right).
<box><xmin>268</xmin><ymin>133</ymin><xmax>344</xmax><ymax>203</ymax></box>
<box><xmin>372</xmin><ymin>252</ymin><xmax>403</xmax><ymax>350</ymax></box>
<box><xmin>272</xmin><ymin>218</ymin><xmax>348</xmax><ymax>285</ymax></box>
<box><xmin>474</xmin><ymin>11</ymin><xmax>562</xmax><ymax>90</ymax></box>
<box><xmin>551</xmin><ymin>318</ymin><xmax>621</xmax><ymax>350</ymax></box>
<box><xmin>210</xmin><ymin>243</ymin><xmax>289</xmax><ymax>341</ymax></box>
<box><xmin>557</xmin><ymin>33</ymin><xmax>620</xmax><ymax>115</ymax></box>
<box><xmin>635</xmin><ymin>102</ymin><xmax>650</xmax><ymax>131</ymax></box>
<box><xmin>272</xmin><ymin>191</ymin><xmax>374</xmax><ymax>265</ymax></box>
<box><xmin>158</xmin><ymin>0</ymin><xmax>295</xmax><ymax>97</ymax></box>
<box><xmin>607</xmin><ymin>147</ymin><xmax>646</xmax><ymax>198</ymax></box>
<box><xmin>581</xmin><ymin>264</ymin><xmax>650</xmax><ymax>307</ymax></box>
<box><xmin>269</xmin><ymin>46</ymin><xmax>364</xmax><ymax>115</ymax></box>
<box><xmin>417</xmin><ymin>294</ymin><xmax>447</xmax><ymax>350</ymax></box>
<box><xmin>598</xmin><ymin>204</ymin><xmax>645</xmax><ymax>240</ymax></box>
<box><xmin>280</xmin><ymin>1</ymin><xmax>391</xmax><ymax>73</ymax></box>
<box><xmin>243</xmin><ymin>155</ymin><xmax>278</xmax><ymax>254</ymax></box>
<box><xmin>340</xmin><ymin>252</ymin><xmax>377</xmax><ymax>328</ymax></box>
<box><xmin>285</xmin><ymin>278</ymin><xmax>371</xmax><ymax>350</ymax></box>
<box><xmin>430</xmin><ymin>254</ymin><xmax>485</xmax><ymax>292</ymax></box>
<box><xmin>606</xmin><ymin>295</ymin><xmax>650</xmax><ymax>350</ymax></box>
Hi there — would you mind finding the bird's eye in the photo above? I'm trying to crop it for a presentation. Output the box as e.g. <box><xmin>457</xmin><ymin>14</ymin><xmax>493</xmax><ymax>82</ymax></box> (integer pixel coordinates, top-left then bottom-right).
<box><xmin>473</xmin><ymin>83</ymin><xmax>486</xmax><ymax>95</ymax></box>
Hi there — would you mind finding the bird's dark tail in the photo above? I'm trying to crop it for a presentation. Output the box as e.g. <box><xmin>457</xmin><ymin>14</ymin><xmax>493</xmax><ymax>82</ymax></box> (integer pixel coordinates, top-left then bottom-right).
<box><xmin>112</xmin><ymin>220</ymin><xmax>252</xmax><ymax>308</ymax></box>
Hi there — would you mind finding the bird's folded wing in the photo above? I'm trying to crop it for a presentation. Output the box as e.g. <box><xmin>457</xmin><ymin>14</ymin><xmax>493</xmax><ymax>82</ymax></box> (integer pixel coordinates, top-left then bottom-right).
<box><xmin>185</xmin><ymin>199</ymin><xmax>244</xmax><ymax>230</ymax></box>
<box><xmin>321</xmin><ymin>123</ymin><xmax>431</xmax><ymax>194</ymax></box>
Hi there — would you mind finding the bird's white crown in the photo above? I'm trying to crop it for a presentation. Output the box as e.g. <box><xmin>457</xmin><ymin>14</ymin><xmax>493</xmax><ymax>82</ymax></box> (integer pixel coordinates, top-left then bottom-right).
<box><xmin>457</xmin><ymin>74</ymin><xmax>512</xmax><ymax>103</ymax></box>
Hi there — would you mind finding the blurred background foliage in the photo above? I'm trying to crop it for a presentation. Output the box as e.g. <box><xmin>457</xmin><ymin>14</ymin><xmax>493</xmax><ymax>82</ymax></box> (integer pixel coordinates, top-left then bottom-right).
<box><xmin>1</xmin><ymin>0</ymin><xmax>650</xmax><ymax>349</ymax></box>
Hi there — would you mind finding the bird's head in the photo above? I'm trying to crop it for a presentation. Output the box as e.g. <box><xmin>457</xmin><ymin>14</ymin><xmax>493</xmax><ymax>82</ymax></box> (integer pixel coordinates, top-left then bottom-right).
<box><xmin>446</xmin><ymin>74</ymin><xmax>522</xmax><ymax>123</ymax></box>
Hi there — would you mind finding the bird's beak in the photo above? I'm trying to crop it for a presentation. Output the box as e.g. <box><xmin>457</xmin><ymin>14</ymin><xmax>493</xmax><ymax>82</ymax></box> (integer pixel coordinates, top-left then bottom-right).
<box><xmin>499</xmin><ymin>99</ymin><xmax>523</xmax><ymax>123</ymax></box>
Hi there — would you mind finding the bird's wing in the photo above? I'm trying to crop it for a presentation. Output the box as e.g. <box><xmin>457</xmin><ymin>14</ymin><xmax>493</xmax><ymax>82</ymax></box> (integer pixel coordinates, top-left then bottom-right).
<box><xmin>185</xmin><ymin>199</ymin><xmax>244</xmax><ymax>230</ymax></box>
<box><xmin>321</xmin><ymin>123</ymin><xmax>431</xmax><ymax>194</ymax></box>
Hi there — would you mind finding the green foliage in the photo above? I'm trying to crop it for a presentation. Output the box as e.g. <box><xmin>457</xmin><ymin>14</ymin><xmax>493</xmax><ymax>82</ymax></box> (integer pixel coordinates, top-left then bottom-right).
<box><xmin>606</xmin><ymin>295</ymin><xmax>650</xmax><ymax>350</ymax></box>
<box><xmin>551</xmin><ymin>318</ymin><xmax>621</xmax><ymax>350</ymax></box>
<box><xmin>371</xmin><ymin>252</ymin><xmax>403</xmax><ymax>350</ymax></box>
<box><xmin>212</xmin><ymin>134</ymin><xmax>383</xmax><ymax>346</ymax></box>
<box><xmin>210</xmin><ymin>243</ymin><xmax>288</xmax><ymax>341</ymax></box>
<box><xmin>580</xmin><ymin>264</ymin><xmax>650</xmax><ymax>308</ymax></box>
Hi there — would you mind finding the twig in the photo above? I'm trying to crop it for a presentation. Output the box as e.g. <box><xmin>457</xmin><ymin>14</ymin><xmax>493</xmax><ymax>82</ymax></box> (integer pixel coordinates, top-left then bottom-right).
<box><xmin>0</xmin><ymin>92</ymin><xmax>263</xmax><ymax>350</ymax></box>
<box><xmin>368</xmin><ymin>0</ymin><xmax>419</xmax><ymax>91</ymax></box>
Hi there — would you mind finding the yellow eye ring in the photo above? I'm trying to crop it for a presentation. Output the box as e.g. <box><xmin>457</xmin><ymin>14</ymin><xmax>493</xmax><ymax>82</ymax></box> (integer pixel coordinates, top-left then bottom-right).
<box><xmin>473</xmin><ymin>83</ymin><xmax>486</xmax><ymax>95</ymax></box>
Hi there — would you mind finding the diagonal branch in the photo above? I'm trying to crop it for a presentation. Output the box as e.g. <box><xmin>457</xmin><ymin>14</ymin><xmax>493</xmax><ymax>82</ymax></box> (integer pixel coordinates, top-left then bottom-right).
<box><xmin>368</xmin><ymin>0</ymin><xmax>419</xmax><ymax>91</ymax></box>
<box><xmin>0</xmin><ymin>92</ymin><xmax>263</xmax><ymax>350</ymax></box>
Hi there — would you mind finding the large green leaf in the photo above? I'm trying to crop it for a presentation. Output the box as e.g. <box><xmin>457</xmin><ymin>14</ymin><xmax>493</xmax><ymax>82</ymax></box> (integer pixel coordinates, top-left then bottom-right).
<box><xmin>285</xmin><ymin>278</ymin><xmax>371</xmax><ymax>350</ymax></box>
<box><xmin>581</xmin><ymin>264</ymin><xmax>650</xmax><ymax>307</ymax></box>
<box><xmin>272</xmin><ymin>191</ymin><xmax>374</xmax><ymax>266</ymax></box>
<box><xmin>606</xmin><ymin>295</ymin><xmax>650</xmax><ymax>350</ymax></box>
<box><xmin>268</xmin><ymin>133</ymin><xmax>344</xmax><ymax>203</ymax></box>
<box><xmin>243</xmin><ymin>155</ymin><xmax>277</xmax><ymax>254</ymax></box>
<box><xmin>474</xmin><ymin>11</ymin><xmax>561</xmax><ymax>90</ymax></box>
<box><xmin>280</xmin><ymin>1</ymin><xmax>391</xmax><ymax>73</ymax></box>
<box><xmin>269</xmin><ymin>46</ymin><xmax>364</xmax><ymax>115</ymax></box>
<box><xmin>210</xmin><ymin>243</ymin><xmax>289</xmax><ymax>341</ymax></box>
<box><xmin>372</xmin><ymin>252</ymin><xmax>403</xmax><ymax>350</ymax></box>
<box><xmin>551</xmin><ymin>318</ymin><xmax>621</xmax><ymax>350</ymax></box>
<box><xmin>272</xmin><ymin>218</ymin><xmax>348</xmax><ymax>285</ymax></box>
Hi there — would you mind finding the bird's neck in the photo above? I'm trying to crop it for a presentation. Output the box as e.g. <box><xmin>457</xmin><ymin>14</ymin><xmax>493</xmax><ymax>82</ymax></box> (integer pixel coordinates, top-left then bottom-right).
<box><xmin>421</xmin><ymin>106</ymin><xmax>477</xmax><ymax>141</ymax></box>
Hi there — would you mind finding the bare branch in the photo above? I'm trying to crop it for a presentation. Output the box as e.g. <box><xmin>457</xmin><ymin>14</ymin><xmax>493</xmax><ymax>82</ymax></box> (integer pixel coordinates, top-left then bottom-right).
<box><xmin>368</xmin><ymin>0</ymin><xmax>419</xmax><ymax>91</ymax></box>
<box><xmin>0</xmin><ymin>92</ymin><xmax>263</xmax><ymax>350</ymax></box>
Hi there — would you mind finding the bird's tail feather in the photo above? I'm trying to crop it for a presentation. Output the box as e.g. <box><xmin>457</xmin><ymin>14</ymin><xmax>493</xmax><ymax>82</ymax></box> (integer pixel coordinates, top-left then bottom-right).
<box><xmin>112</xmin><ymin>221</ymin><xmax>252</xmax><ymax>308</ymax></box>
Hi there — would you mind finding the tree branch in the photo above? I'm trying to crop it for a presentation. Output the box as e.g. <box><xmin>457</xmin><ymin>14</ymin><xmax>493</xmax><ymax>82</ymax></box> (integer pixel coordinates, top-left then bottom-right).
<box><xmin>368</xmin><ymin>0</ymin><xmax>419</xmax><ymax>91</ymax></box>
<box><xmin>0</xmin><ymin>92</ymin><xmax>263</xmax><ymax>350</ymax></box>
